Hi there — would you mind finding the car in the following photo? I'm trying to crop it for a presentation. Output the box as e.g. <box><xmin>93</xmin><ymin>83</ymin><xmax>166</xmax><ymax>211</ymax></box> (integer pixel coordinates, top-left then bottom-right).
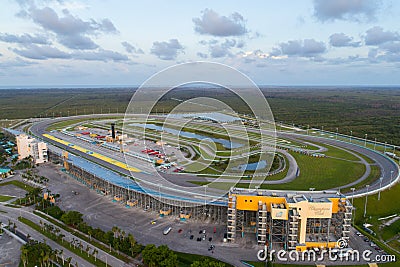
<box><xmin>197</xmin><ymin>237</ymin><xmax>201</xmax><ymax>241</ymax></box>
<box><xmin>178</xmin><ymin>229</ymin><xmax>183</xmax><ymax>233</ymax></box>
<box><xmin>199</xmin><ymin>230</ymin><xmax>203</xmax><ymax>234</ymax></box>
<box><xmin>356</xmin><ymin>232</ymin><xmax>362</xmax><ymax>236</ymax></box>
<box><xmin>208</xmin><ymin>237</ymin><xmax>212</xmax><ymax>242</ymax></box>
<box><xmin>190</xmin><ymin>235</ymin><xmax>194</xmax><ymax>240</ymax></box>
<box><xmin>370</xmin><ymin>242</ymin><xmax>377</xmax><ymax>247</ymax></box>
<box><xmin>364</xmin><ymin>237</ymin><xmax>370</xmax><ymax>242</ymax></box>
<box><xmin>163</xmin><ymin>226</ymin><xmax>172</xmax><ymax>235</ymax></box>
<box><xmin>151</xmin><ymin>220</ymin><xmax>156</xmax><ymax>225</ymax></box>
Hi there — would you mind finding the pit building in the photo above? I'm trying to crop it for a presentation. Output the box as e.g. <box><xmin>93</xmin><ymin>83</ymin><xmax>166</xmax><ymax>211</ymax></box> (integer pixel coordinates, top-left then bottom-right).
<box><xmin>227</xmin><ymin>188</ymin><xmax>352</xmax><ymax>251</ymax></box>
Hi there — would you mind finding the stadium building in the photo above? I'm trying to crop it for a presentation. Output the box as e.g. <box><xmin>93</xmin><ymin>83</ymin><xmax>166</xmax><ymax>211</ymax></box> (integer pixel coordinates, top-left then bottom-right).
<box><xmin>227</xmin><ymin>188</ymin><xmax>352</xmax><ymax>251</ymax></box>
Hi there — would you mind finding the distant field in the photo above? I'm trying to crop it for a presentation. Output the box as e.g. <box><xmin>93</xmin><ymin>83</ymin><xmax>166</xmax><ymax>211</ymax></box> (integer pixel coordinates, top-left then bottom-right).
<box><xmin>0</xmin><ymin>87</ymin><xmax>399</xmax><ymax>145</ymax></box>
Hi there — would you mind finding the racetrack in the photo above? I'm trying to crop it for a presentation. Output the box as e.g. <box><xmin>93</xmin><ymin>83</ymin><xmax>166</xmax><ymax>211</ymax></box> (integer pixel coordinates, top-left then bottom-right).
<box><xmin>28</xmin><ymin>114</ymin><xmax>399</xmax><ymax>199</ymax></box>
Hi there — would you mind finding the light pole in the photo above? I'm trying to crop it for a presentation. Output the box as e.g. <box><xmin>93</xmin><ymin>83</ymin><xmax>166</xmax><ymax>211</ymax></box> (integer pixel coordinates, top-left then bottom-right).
<box><xmin>384</xmin><ymin>142</ymin><xmax>387</xmax><ymax>153</ymax></box>
<box><xmin>364</xmin><ymin>134</ymin><xmax>368</xmax><ymax>147</ymax></box>
<box><xmin>350</xmin><ymin>130</ymin><xmax>353</xmax><ymax>143</ymax></box>
<box><xmin>378</xmin><ymin>177</ymin><xmax>383</xmax><ymax>200</ymax></box>
<box><xmin>374</xmin><ymin>138</ymin><xmax>377</xmax><ymax>150</ymax></box>
<box><xmin>321</xmin><ymin>126</ymin><xmax>324</xmax><ymax>135</ymax></box>
<box><xmin>336</xmin><ymin>128</ymin><xmax>338</xmax><ymax>139</ymax></box>
<box><xmin>307</xmin><ymin>125</ymin><xmax>310</xmax><ymax>135</ymax></box>
<box><xmin>364</xmin><ymin>185</ymin><xmax>369</xmax><ymax>218</ymax></box>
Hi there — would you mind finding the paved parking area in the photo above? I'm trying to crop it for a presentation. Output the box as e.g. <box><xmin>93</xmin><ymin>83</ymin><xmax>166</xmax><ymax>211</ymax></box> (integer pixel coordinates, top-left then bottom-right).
<box><xmin>0</xmin><ymin>233</ymin><xmax>22</xmax><ymax>267</ymax></box>
<box><xmin>35</xmin><ymin>163</ymin><xmax>257</xmax><ymax>266</ymax></box>
<box><xmin>0</xmin><ymin>176</ymin><xmax>26</xmax><ymax>201</ymax></box>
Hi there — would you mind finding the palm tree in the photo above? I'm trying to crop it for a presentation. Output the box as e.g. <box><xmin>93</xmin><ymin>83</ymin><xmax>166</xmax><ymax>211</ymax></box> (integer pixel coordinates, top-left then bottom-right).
<box><xmin>85</xmin><ymin>244</ymin><xmax>90</xmax><ymax>257</ymax></box>
<box><xmin>21</xmin><ymin>247</ymin><xmax>29</xmax><ymax>267</ymax></box>
<box><xmin>66</xmin><ymin>257</ymin><xmax>72</xmax><ymax>267</ymax></box>
<box><xmin>92</xmin><ymin>249</ymin><xmax>98</xmax><ymax>262</ymax></box>
<box><xmin>59</xmin><ymin>233</ymin><xmax>65</xmax><ymax>243</ymax></box>
<box><xmin>71</xmin><ymin>238</ymin><xmax>76</xmax><ymax>249</ymax></box>
<box><xmin>111</xmin><ymin>226</ymin><xmax>118</xmax><ymax>238</ymax></box>
<box><xmin>60</xmin><ymin>249</ymin><xmax>65</xmax><ymax>265</ymax></box>
<box><xmin>88</xmin><ymin>229</ymin><xmax>92</xmax><ymax>241</ymax></box>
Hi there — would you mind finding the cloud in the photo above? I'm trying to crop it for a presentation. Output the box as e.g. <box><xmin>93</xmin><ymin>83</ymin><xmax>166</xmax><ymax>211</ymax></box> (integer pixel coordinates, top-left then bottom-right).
<box><xmin>275</xmin><ymin>39</ymin><xmax>326</xmax><ymax>58</ymax></box>
<box><xmin>197</xmin><ymin>52</ymin><xmax>208</xmax><ymax>59</ymax></box>
<box><xmin>24</xmin><ymin>6</ymin><xmax>117</xmax><ymax>50</ymax></box>
<box><xmin>198</xmin><ymin>39</ymin><xmax>243</xmax><ymax>58</ymax></box>
<box><xmin>72</xmin><ymin>49</ymin><xmax>129</xmax><ymax>62</ymax></box>
<box><xmin>329</xmin><ymin>33</ymin><xmax>361</xmax><ymax>47</ymax></box>
<box><xmin>150</xmin><ymin>39</ymin><xmax>184</xmax><ymax>60</ymax></box>
<box><xmin>368</xmin><ymin>41</ymin><xmax>400</xmax><ymax>63</ymax></box>
<box><xmin>313</xmin><ymin>0</ymin><xmax>379</xmax><ymax>22</ymax></box>
<box><xmin>0</xmin><ymin>57</ymin><xmax>38</xmax><ymax>68</ymax></box>
<box><xmin>0</xmin><ymin>33</ymin><xmax>50</xmax><ymax>45</ymax></box>
<box><xmin>13</xmin><ymin>44</ymin><xmax>71</xmax><ymax>60</ymax></box>
<box><xmin>121</xmin><ymin>41</ymin><xmax>144</xmax><ymax>54</ymax></box>
<box><xmin>237</xmin><ymin>50</ymin><xmax>270</xmax><ymax>63</ymax></box>
<box><xmin>193</xmin><ymin>9</ymin><xmax>247</xmax><ymax>37</ymax></box>
<box><xmin>365</xmin><ymin>26</ymin><xmax>399</xmax><ymax>45</ymax></box>
<box><xmin>13</xmin><ymin>44</ymin><xmax>129</xmax><ymax>62</ymax></box>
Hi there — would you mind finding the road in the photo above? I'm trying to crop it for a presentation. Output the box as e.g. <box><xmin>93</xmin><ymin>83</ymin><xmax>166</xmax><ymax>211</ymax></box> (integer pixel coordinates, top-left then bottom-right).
<box><xmin>0</xmin><ymin>202</ymin><xmax>127</xmax><ymax>267</ymax></box>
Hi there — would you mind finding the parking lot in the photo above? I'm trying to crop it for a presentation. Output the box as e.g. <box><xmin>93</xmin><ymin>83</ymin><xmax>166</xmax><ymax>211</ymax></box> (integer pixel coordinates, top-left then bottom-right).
<box><xmin>35</xmin><ymin>163</ymin><xmax>257</xmax><ymax>266</ymax></box>
<box><xmin>0</xmin><ymin>232</ymin><xmax>22</xmax><ymax>267</ymax></box>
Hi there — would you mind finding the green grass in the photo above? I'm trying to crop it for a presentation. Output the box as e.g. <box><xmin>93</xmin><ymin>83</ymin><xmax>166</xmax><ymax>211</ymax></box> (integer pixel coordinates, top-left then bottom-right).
<box><xmin>0</xmin><ymin>195</ymin><xmax>14</xmax><ymax>202</ymax></box>
<box><xmin>199</xmin><ymin>151</ymin><xmax>367</xmax><ymax>190</ymax></box>
<box><xmin>353</xmin><ymin>182</ymin><xmax>400</xmax><ymax>256</ymax></box>
<box><xmin>0</xmin><ymin>180</ymin><xmax>35</xmax><ymax>191</ymax></box>
<box><xmin>341</xmin><ymin>165</ymin><xmax>381</xmax><ymax>193</ymax></box>
<box><xmin>256</xmin><ymin>152</ymin><xmax>365</xmax><ymax>190</ymax></box>
<box><xmin>175</xmin><ymin>251</ymin><xmax>233</xmax><ymax>267</ymax></box>
<box><xmin>322</xmin><ymin>143</ymin><xmax>361</xmax><ymax>161</ymax></box>
<box><xmin>18</xmin><ymin>216</ymin><xmax>108</xmax><ymax>267</ymax></box>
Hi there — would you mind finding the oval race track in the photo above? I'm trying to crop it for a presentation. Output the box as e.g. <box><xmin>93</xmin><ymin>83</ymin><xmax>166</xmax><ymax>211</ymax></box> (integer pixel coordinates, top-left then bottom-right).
<box><xmin>28</xmin><ymin>114</ymin><xmax>399</xmax><ymax>200</ymax></box>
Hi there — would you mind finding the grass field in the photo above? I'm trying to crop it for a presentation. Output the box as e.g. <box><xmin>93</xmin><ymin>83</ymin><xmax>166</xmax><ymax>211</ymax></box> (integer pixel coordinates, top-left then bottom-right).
<box><xmin>261</xmin><ymin>152</ymin><xmax>365</xmax><ymax>190</ymax></box>
<box><xmin>0</xmin><ymin>195</ymin><xmax>14</xmax><ymax>202</ymax></box>
<box><xmin>341</xmin><ymin>165</ymin><xmax>381</xmax><ymax>193</ymax></box>
<box><xmin>352</xmin><ymin>181</ymin><xmax>400</xmax><ymax>260</ymax></box>
<box><xmin>202</xmin><ymin>151</ymin><xmax>366</xmax><ymax>190</ymax></box>
<box><xmin>0</xmin><ymin>180</ymin><xmax>35</xmax><ymax>191</ymax></box>
<box><xmin>175</xmin><ymin>251</ymin><xmax>232</xmax><ymax>267</ymax></box>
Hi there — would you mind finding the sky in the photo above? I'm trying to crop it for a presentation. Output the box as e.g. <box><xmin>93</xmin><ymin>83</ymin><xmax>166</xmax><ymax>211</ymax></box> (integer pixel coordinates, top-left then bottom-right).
<box><xmin>0</xmin><ymin>0</ymin><xmax>400</xmax><ymax>87</ymax></box>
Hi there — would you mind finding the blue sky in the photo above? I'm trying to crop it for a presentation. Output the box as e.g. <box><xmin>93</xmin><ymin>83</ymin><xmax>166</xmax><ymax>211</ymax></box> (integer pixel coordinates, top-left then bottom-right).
<box><xmin>0</xmin><ymin>0</ymin><xmax>400</xmax><ymax>86</ymax></box>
